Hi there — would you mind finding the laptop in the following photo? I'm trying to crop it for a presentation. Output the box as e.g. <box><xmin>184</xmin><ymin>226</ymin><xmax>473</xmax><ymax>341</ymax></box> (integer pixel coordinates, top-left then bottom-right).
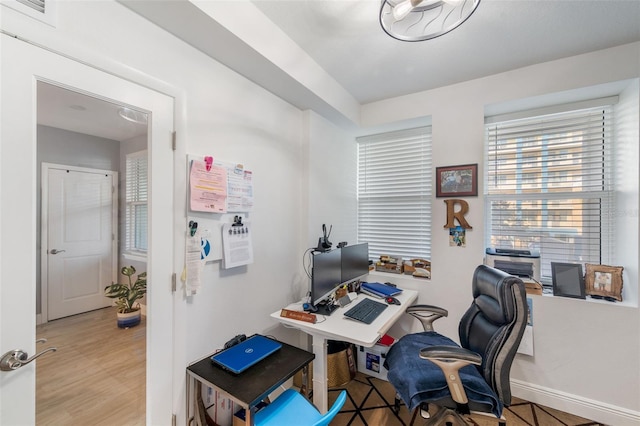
<box><xmin>211</xmin><ymin>334</ymin><xmax>282</xmax><ymax>374</ymax></box>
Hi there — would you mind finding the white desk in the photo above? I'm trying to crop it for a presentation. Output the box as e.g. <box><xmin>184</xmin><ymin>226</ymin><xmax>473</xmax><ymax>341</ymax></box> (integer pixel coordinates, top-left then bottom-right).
<box><xmin>270</xmin><ymin>289</ymin><xmax>418</xmax><ymax>413</ymax></box>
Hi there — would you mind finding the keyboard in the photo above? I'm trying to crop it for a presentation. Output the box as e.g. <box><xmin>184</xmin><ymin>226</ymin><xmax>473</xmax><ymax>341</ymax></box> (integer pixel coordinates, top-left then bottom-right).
<box><xmin>343</xmin><ymin>298</ymin><xmax>388</xmax><ymax>324</ymax></box>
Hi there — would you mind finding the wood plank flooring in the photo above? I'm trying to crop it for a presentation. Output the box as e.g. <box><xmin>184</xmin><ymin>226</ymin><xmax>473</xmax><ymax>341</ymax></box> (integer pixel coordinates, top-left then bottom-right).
<box><xmin>36</xmin><ymin>307</ymin><xmax>145</xmax><ymax>426</ymax></box>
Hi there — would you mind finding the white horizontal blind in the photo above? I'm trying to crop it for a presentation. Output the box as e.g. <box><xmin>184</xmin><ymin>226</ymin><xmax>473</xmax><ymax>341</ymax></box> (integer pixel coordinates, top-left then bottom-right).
<box><xmin>16</xmin><ymin>0</ymin><xmax>44</xmax><ymax>13</ymax></box>
<box><xmin>357</xmin><ymin>127</ymin><xmax>432</xmax><ymax>261</ymax></box>
<box><xmin>125</xmin><ymin>151</ymin><xmax>148</xmax><ymax>254</ymax></box>
<box><xmin>485</xmin><ymin>106</ymin><xmax>613</xmax><ymax>283</ymax></box>
<box><xmin>5</xmin><ymin>0</ymin><xmax>56</xmax><ymax>26</ymax></box>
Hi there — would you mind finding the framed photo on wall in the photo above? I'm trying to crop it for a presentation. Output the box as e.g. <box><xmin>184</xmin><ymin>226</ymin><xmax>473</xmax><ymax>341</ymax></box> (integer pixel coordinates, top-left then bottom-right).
<box><xmin>585</xmin><ymin>264</ymin><xmax>624</xmax><ymax>302</ymax></box>
<box><xmin>436</xmin><ymin>163</ymin><xmax>478</xmax><ymax>197</ymax></box>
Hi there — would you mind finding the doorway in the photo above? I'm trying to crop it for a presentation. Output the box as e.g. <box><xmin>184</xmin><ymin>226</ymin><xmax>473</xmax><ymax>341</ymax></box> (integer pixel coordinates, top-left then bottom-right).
<box><xmin>42</xmin><ymin>164</ymin><xmax>118</xmax><ymax>321</ymax></box>
<box><xmin>0</xmin><ymin>34</ymin><xmax>174</xmax><ymax>424</ymax></box>
<box><xmin>36</xmin><ymin>82</ymin><xmax>148</xmax><ymax>423</ymax></box>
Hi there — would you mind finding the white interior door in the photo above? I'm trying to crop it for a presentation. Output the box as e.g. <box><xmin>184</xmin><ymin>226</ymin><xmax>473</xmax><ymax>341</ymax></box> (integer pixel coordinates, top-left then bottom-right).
<box><xmin>45</xmin><ymin>165</ymin><xmax>116</xmax><ymax>321</ymax></box>
<box><xmin>0</xmin><ymin>34</ymin><xmax>175</xmax><ymax>425</ymax></box>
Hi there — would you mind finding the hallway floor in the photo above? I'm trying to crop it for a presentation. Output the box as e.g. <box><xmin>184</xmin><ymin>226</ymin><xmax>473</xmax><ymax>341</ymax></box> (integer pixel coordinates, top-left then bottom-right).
<box><xmin>36</xmin><ymin>307</ymin><xmax>145</xmax><ymax>425</ymax></box>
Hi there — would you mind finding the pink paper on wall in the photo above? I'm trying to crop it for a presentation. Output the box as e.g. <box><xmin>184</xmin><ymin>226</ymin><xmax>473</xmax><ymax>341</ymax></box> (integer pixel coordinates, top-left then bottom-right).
<box><xmin>190</xmin><ymin>159</ymin><xmax>228</xmax><ymax>213</ymax></box>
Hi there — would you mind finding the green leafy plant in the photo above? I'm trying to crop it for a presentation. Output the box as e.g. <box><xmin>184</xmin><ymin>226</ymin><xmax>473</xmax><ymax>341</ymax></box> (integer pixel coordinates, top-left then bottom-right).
<box><xmin>104</xmin><ymin>266</ymin><xmax>147</xmax><ymax>313</ymax></box>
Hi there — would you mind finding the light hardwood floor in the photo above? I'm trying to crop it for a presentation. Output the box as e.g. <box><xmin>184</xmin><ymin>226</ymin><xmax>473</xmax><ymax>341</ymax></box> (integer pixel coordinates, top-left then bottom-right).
<box><xmin>36</xmin><ymin>307</ymin><xmax>145</xmax><ymax>426</ymax></box>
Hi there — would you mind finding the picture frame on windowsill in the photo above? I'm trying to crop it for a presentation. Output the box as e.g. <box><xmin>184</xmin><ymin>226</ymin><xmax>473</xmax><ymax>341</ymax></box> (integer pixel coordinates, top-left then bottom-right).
<box><xmin>551</xmin><ymin>262</ymin><xmax>586</xmax><ymax>299</ymax></box>
<box><xmin>585</xmin><ymin>263</ymin><xmax>624</xmax><ymax>302</ymax></box>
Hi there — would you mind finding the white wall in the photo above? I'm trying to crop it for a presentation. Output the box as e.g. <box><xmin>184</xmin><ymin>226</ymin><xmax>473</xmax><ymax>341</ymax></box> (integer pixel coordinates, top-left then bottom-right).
<box><xmin>304</xmin><ymin>110</ymin><xmax>358</xmax><ymax>249</ymax></box>
<box><xmin>4</xmin><ymin>2</ymin><xmax>639</xmax><ymax>425</ymax></box>
<box><xmin>2</xmin><ymin>2</ymin><xmax>313</xmax><ymax>424</ymax></box>
<box><xmin>359</xmin><ymin>45</ymin><xmax>640</xmax><ymax>424</ymax></box>
<box><xmin>614</xmin><ymin>79</ymin><xmax>640</xmax><ymax>306</ymax></box>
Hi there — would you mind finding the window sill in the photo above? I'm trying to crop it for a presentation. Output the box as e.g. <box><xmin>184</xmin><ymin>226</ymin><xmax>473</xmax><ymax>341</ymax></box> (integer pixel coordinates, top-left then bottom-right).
<box><xmin>369</xmin><ymin>270</ymin><xmax>637</xmax><ymax>308</ymax></box>
<box><xmin>367</xmin><ymin>270</ymin><xmax>430</xmax><ymax>282</ymax></box>
<box><xmin>123</xmin><ymin>252</ymin><xmax>147</xmax><ymax>263</ymax></box>
<box><xmin>529</xmin><ymin>289</ymin><xmax>638</xmax><ymax>308</ymax></box>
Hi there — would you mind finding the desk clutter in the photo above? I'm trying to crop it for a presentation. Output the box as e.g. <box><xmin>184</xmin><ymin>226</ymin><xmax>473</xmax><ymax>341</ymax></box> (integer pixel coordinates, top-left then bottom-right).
<box><xmin>375</xmin><ymin>255</ymin><xmax>431</xmax><ymax>279</ymax></box>
<box><xmin>292</xmin><ymin>337</ymin><xmax>399</xmax><ymax>389</ymax></box>
<box><xmin>280</xmin><ymin>282</ymin><xmax>404</xmax><ymax>325</ymax></box>
<box><xmin>270</xmin><ymin>287</ymin><xmax>419</xmax><ymax>412</ymax></box>
<box><xmin>357</xmin><ymin>334</ymin><xmax>397</xmax><ymax>381</ymax></box>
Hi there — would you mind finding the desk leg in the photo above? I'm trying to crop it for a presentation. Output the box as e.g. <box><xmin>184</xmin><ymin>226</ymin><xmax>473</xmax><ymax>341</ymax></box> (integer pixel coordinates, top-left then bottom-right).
<box><xmin>186</xmin><ymin>374</ymin><xmax>207</xmax><ymax>426</ymax></box>
<box><xmin>246</xmin><ymin>406</ymin><xmax>255</xmax><ymax>426</ymax></box>
<box><xmin>186</xmin><ymin>373</ymin><xmax>196</xmax><ymax>426</ymax></box>
<box><xmin>311</xmin><ymin>334</ymin><xmax>328</xmax><ymax>413</ymax></box>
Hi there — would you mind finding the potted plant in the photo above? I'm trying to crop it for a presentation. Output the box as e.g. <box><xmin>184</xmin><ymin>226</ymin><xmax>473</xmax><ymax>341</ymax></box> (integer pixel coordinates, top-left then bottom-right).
<box><xmin>104</xmin><ymin>265</ymin><xmax>147</xmax><ymax>328</ymax></box>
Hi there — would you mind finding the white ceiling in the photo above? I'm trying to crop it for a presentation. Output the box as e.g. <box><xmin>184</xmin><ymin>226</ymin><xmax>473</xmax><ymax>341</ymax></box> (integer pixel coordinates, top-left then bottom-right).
<box><xmin>251</xmin><ymin>0</ymin><xmax>640</xmax><ymax>104</ymax></box>
<box><xmin>39</xmin><ymin>0</ymin><xmax>640</xmax><ymax>140</ymax></box>
<box><xmin>37</xmin><ymin>81</ymin><xmax>148</xmax><ymax>142</ymax></box>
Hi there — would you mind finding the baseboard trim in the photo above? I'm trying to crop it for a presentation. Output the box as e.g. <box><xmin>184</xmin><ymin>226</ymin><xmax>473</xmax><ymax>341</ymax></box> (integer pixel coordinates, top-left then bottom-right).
<box><xmin>511</xmin><ymin>379</ymin><xmax>640</xmax><ymax>426</ymax></box>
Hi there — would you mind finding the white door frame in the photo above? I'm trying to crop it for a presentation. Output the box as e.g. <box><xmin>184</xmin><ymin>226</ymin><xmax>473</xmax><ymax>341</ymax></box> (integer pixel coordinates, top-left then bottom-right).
<box><xmin>40</xmin><ymin>162</ymin><xmax>118</xmax><ymax>324</ymax></box>
<box><xmin>0</xmin><ymin>34</ymin><xmax>175</xmax><ymax>426</ymax></box>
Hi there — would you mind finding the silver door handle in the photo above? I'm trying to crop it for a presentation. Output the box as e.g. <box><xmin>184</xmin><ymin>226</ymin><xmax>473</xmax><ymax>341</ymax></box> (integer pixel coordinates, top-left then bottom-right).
<box><xmin>1</xmin><ymin>347</ymin><xmax>57</xmax><ymax>371</ymax></box>
<box><xmin>49</xmin><ymin>249</ymin><xmax>66</xmax><ymax>254</ymax></box>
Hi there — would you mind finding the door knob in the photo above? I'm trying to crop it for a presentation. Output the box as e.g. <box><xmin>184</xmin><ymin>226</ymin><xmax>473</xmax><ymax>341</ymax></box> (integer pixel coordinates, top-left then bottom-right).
<box><xmin>1</xmin><ymin>347</ymin><xmax>57</xmax><ymax>371</ymax></box>
<box><xmin>49</xmin><ymin>249</ymin><xmax>66</xmax><ymax>254</ymax></box>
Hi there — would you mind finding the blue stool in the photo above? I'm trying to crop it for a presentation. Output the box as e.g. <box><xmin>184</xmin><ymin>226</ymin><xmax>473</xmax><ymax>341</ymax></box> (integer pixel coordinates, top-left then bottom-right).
<box><xmin>254</xmin><ymin>389</ymin><xmax>347</xmax><ymax>426</ymax></box>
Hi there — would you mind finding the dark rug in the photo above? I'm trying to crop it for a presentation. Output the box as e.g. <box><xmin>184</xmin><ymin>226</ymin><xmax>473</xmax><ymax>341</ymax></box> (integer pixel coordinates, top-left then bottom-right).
<box><xmin>328</xmin><ymin>373</ymin><xmax>604</xmax><ymax>426</ymax></box>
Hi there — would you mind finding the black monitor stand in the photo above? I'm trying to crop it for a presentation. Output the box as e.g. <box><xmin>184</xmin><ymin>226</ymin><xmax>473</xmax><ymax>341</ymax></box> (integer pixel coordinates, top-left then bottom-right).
<box><xmin>315</xmin><ymin>301</ymin><xmax>338</xmax><ymax>316</ymax></box>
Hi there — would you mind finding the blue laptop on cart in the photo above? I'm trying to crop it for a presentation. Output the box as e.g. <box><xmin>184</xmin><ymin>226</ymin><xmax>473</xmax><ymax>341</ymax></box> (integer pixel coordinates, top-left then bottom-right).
<box><xmin>211</xmin><ymin>335</ymin><xmax>282</xmax><ymax>374</ymax></box>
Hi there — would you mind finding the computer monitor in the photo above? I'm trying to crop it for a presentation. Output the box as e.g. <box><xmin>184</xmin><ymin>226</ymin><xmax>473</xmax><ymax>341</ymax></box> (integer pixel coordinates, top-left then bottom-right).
<box><xmin>341</xmin><ymin>243</ymin><xmax>369</xmax><ymax>284</ymax></box>
<box><xmin>311</xmin><ymin>249</ymin><xmax>342</xmax><ymax>307</ymax></box>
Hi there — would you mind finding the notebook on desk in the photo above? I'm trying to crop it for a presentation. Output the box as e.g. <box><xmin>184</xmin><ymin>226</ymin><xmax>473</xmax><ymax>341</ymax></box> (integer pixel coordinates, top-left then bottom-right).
<box><xmin>361</xmin><ymin>282</ymin><xmax>402</xmax><ymax>298</ymax></box>
<box><xmin>211</xmin><ymin>334</ymin><xmax>282</xmax><ymax>374</ymax></box>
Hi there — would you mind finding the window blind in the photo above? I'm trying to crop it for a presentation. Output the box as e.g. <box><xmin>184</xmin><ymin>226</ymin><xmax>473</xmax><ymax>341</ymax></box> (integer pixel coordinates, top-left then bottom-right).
<box><xmin>125</xmin><ymin>151</ymin><xmax>148</xmax><ymax>254</ymax></box>
<box><xmin>485</xmin><ymin>106</ymin><xmax>613</xmax><ymax>283</ymax></box>
<box><xmin>357</xmin><ymin>127</ymin><xmax>432</xmax><ymax>261</ymax></box>
<box><xmin>16</xmin><ymin>0</ymin><xmax>44</xmax><ymax>13</ymax></box>
<box><xmin>5</xmin><ymin>0</ymin><xmax>55</xmax><ymax>26</ymax></box>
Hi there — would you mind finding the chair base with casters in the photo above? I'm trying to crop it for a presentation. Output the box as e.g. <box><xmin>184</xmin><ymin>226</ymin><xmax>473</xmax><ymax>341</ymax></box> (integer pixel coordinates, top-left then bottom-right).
<box><xmin>385</xmin><ymin>265</ymin><xmax>527</xmax><ymax>426</ymax></box>
<box><xmin>254</xmin><ymin>388</ymin><xmax>347</xmax><ymax>426</ymax></box>
<box><xmin>393</xmin><ymin>398</ymin><xmax>509</xmax><ymax>426</ymax></box>
<box><xmin>422</xmin><ymin>406</ymin><xmax>507</xmax><ymax>426</ymax></box>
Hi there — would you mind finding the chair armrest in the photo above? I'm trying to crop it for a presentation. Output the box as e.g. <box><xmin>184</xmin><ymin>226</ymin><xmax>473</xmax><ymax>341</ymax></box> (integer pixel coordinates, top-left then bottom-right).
<box><xmin>419</xmin><ymin>345</ymin><xmax>482</xmax><ymax>365</ymax></box>
<box><xmin>419</xmin><ymin>345</ymin><xmax>482</xmax><ymax>405</ymax></box>
<box><xmin>406</xmin><ymin>304</ymin><xmax>448</xmax><ymax>332</ymax></box>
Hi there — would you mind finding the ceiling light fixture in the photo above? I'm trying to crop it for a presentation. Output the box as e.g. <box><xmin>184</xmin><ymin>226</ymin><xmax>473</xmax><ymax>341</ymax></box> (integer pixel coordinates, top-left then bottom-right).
<box><xmin>380</xmin><ymin>0</ymin><xmax>480</xmax><ymax>42</ymax></box>
<box><xmin>118</xmin><ymin>107</ymin><xmax>148</xmax><ymax>125</ymax></box>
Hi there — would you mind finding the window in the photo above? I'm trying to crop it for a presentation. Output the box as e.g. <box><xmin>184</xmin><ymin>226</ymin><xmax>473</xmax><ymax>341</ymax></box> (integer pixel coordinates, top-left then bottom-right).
<box><xmin>125</xmin><ymin>151</ymin><xmax>148</xmax><ymax>257</ymax></box>
<box><xmin>4</xmin><ymin>0</ymin><xmax>57</xmax><ymax>26</ymax></box>
<box><xmin>485</xmin><ymin>104</ymin><xmax>613</xmax><ymax>284</ymax></box>
<box><xmin>357</xmin><ymin>127</ymin><xmax>432</xmax><ymax>261</ymax></box>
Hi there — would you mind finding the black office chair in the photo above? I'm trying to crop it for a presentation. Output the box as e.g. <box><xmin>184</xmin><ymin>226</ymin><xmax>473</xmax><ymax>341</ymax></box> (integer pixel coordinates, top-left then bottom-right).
<box><xmin>384</xmin><ymin>265</ymin><xmax>527</xmax><ymax>425</ymax></box>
